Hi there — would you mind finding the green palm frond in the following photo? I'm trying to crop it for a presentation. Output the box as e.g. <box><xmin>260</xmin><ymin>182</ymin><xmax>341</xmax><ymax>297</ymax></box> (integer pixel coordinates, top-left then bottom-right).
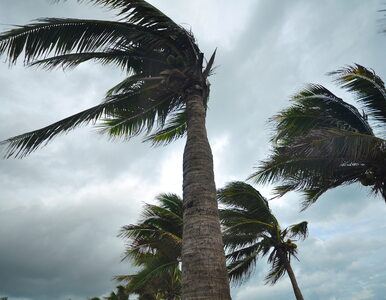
<box><xmin>0</xmin><ymin>18</ymin><xmax>178</xmax><ymax>65</ymax></box>
<box><xmin>288</xmin><ymin>129</ymin><xmax>385</xmax><ymax>162</ymax></box>
<box><xmin>265</xmin><ymin>250</ymin><xmax>287</xmax><ymax>285</ymax></box>
<box><xmin>0</xmin><ymin>80</ymin><xmax>167</xmax><ymax>158</ymax></box>
<box><xmin>217</xmin><ymin>182</ymin><xmax>274</xmax><ymax>222</ymax></box>
<box><xmin>75</xmin><ymin>0</ymin><xmax>200</xmax><ymax>61</ymax></box>
<box><xmin>273</xmin><ymin>84</ymin><xmax>373</xmax><ymax>145</ymax></box>
<box><xmin>30</xmin><ymin>48</ymin><xmax>167</xmax><ymax>73</ymax></box>
<box><xmin>119</xmin><ymin>192</ymin><xmax>182</xmax><ymax>298</ymax></box>
<box><xmin>286</xmin><ymin>221</ymin><xmax>308</xmax><ymax>240</ymax></box>
<box><xmin>227</xmin><ymin>251</ymin><xmax>258</xmax><ymax>286</ymax></box>
<box><xmin>222</xmin><ymin>233</ymin><xmax>257</xmax><ymax>252</ymax></box>
<box><xmin>144</xmin><ymin>109</ymin><xmax>187</xmax><ymax>146</ymax></box>
<box><xmin>329</xmin><ymin>64</ymin><xmax>386</xmax><ymax>128</ymax></box>
<box><xmin>99</xmin><ymin>84</ymin><xmax>186</xmax><ymax>140</ymax></box>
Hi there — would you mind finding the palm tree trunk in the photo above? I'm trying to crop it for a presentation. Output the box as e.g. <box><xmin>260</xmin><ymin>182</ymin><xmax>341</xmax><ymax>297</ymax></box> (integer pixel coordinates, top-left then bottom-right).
<box><xmin>282</xmin><ymin>255</ymin><xmax>304</xmax><ymax>300</ymax></box>
<box><xmin>182</xmin><ymin>91</ymin><xmax>231</xmax><ymax>300</ymax></box>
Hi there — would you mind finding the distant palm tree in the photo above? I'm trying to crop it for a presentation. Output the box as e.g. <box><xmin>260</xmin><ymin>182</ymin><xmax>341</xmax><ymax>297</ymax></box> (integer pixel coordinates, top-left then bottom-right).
<box><xmin>88</xmin><ymin>285</ymin><xmax>129</xmax><ymax>300</ymax></box>
<box><xmin>218</xmin><ymin>182</ymin><xmax>308</xmax><ymax>300</ymax></box>
<box><xmin>118</xmin><ymin>193</ymin><xmax>182</xmax><ymax>300</ymax></box>
<box><xmin>0</xmin><ymin>1</ymin><xmax>230</xmax><ymax>298</ymax></box>
<box><xmin>251</xmin><ymin>64</ymin><xmax>386</xmax><ymax>209</ymax></box>
<box><xmin>104</xmin><ymin>285</ymin><xmax>129</xmax><ymax>300</ymax></box>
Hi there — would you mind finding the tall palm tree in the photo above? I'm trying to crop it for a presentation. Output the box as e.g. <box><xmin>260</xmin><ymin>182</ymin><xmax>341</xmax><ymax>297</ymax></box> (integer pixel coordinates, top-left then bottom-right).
<box><xmin>218</xmin><ymin>181</ymin><xmax>308</xmax><ymax>300</ymax></box>
<box><xmin>251</xmin><ymin>64</ymin><xmax>386</xmax><ymax>209</ymax></box>
<box><xmin>0</xmin><ymin>1</ymin><xmax>230</xmax><ymax>298</ymax></box>
<box><xmin>118</xmin><ymin>193</ymin><xmax>182</xmax><ymax>300</ymax></box>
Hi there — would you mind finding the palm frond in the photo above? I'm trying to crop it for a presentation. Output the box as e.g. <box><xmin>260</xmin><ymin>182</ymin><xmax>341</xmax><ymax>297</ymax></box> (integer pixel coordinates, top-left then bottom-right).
<box><xmin>287</xmin><ymin>129</ymin><xmax>386</xmax><ymax>163</ymax></box>
<box><xmin>222</xmin><ymin>233</ymin><xmax>257</xmax><ymax>252</ymax></box>
<box><xmin>144</xmin><ymin>109</ymin><xmax>187</xmax><ymax>146</ymax></box>
<box><xmin>329</xmin><ymin>64</ymin><xmax>386</xmax><ymax>129</ymax></box>
<box><xmin>30</xmin><ymin>48</ymin><xmax>167</xmax><ymax>73</ymax></box>
<box><xmin>265</xmin><ymin>251</ymin><xmax>287</xmax><ymax>285</ymax></box>
<box><xmin>286</xmin><ymin>221</ymin><xmax>308</xmax><ymax>240</ymax></box>
<box><xmin>0</xmin><ymin>18</ymin><xmax>163</xmax><ymax>64</ymax></box>
<box><xmin>0</xmin><ymin>80</ymin><xmax>167</xmax><ymax>158</ymax></box>
<box><xmin>217</xmin><ymin>182</ymin><xmax>272</xmax><ymax>218</ymax></box>
<box><xmin>227</xmin><ymin>251</ymin><xmax>258</xmax><ymax>286</ymax></box>
<box><xmin>155</xmin><ymin>193</ymin><xmax>183</xmax><ymax>217</ymax></box>
<box><xmin>273</xmin><ymin>84</ymin><xmax>373</xmax><ymax>145</ymax></box>
<box><xmin>76</xmin><ymin>0</ymin><xmax>200</xmax><ymax>60</ymax></box>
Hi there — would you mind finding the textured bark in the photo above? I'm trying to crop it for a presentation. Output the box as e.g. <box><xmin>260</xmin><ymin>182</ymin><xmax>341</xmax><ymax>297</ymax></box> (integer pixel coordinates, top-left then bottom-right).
<box><xmin>182</xmin><ymin>92</ymin><xmax>231</xmax><ymax>300</ymax></box>
<box><xmin>282</xmin><ymin>255</ymin><xmax>304</xmax><ymax>300</ymax></box>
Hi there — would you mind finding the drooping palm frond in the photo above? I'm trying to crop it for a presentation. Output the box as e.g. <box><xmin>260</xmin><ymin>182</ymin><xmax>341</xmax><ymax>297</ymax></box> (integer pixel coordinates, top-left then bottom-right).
<box><xmin>286</xmin><ymin>221</ymin><xmax>308</xmax><ymax>240</ymax></box>
<box><xmin>226</xmin><ymin>250</ymin><xmax>259</xmax><ymax>285</ymax></box>
<box><xmin>144</xmin><ymin>109</ymin><xmax>187</xmax><ymax>146</ymax></box>
<box><xmin>329</xmin><ymin>64</ymin><xmax>386</xmax><ymax>129</ymax></box>
<box><xmin>265</xmin><ymin>249</ymin><xmax>288</xmax><ymax>285</ymax></box>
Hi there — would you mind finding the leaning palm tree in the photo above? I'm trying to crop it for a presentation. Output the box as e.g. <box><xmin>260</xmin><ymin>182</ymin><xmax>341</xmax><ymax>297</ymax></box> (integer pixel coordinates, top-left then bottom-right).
<box><xmin>218</xmin><ymin>181</ymin><xmax>308</xmax><ymax>300</ymax></box>
<box><xmin>251</xmin><ymin>64</ymin><xmax>386</xmax><ymax>209</ymax></box>
<box><xmin>118</xmin><ymin>193</ymin><xmax>182</xmax><ymax>300</ymax></box>
<box><xmin>0</xmin><ymin>1</ymin><xmax>230</xmax><ymax>298</ymax></box>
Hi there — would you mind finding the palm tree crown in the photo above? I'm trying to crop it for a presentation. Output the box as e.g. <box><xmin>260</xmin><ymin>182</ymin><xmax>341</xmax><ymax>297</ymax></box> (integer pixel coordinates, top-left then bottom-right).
<box><xmin>0</xmin><ymin>0</ymin><xmax>215</xmax><ymax>157</ymax></box>
<box><xmin>118</xmin><ymin>193</ymin><xmax>182</xmax><ymax>300</ymax></box>
<box><xmin>251</xmin><ymin>64</ymin><xmax>386</xmax><ymax>209</ymax></box>
<box><xmin>218</xmin><ymin>181</ymin><xmax>308</xmax><ymax>300</ymax></box>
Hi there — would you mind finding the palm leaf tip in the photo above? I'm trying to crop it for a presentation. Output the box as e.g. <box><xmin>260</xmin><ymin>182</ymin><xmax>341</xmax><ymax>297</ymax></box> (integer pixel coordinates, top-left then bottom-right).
<box><xmin>287</xmin><ymin>221</ymin><xmax>308</xmax><ymax>240</ymax></box>
<box><xmin>328</xmin><ymin>64</ymin><xmax>386</xmax><ymax>126</ymax></box>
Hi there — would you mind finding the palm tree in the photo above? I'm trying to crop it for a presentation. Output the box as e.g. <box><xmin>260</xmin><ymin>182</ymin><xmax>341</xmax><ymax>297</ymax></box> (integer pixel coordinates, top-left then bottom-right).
<box><xmin>0</xmin><ymin>1</ymin><xmax>230</xmax><ymax>298</ymax></box>
<box><xmin>218</xmin><ymin>181</ymin><xmax>308</xmax><ymax>300</ymax></box>
<box><xmin>118</xmin><ymin>193</ymin><xmax>182</xmax><ymax>300</ymax></box>
<box><xmin>251</xmin><ymin>64</ymin><xmax>386</xmax><ymax>209</ymax></box>
<box><xmin>88</xmin><ymin>285</ymin><xmax>129</xmax><ymax>300</ymax></box>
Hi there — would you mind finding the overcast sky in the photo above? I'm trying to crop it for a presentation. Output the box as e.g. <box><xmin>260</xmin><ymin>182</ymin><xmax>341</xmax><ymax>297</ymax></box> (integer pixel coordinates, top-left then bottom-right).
<box><xmin>0</xmin><ymin>1</ymin><xmax>385</xmax><ymax>300</ymax></box>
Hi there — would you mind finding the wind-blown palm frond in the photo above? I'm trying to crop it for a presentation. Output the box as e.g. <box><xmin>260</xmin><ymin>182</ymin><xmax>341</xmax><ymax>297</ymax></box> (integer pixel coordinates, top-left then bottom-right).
<box><xmin>329</xmin><ymin>64</ymin><xmax>386</xmax><ymax>129</ymax></box>
<box><xmin>118</xmin><ymin>193</ymin><xmax>182</xmax><ymax>299</ymax></box>
<box><xmin>0</xmin><ymin>18</ymin><xmax>180</xmax><ymax>65</ymax></box>
<box><xmin>286</xmin><ymin>221</ymin><xmax>308</xmax><ymax>240</ymax></box>
<box><xmin>218</xmin><ymin>181</ymin><xmax>307</xmax><ymax>298</ymax></box>
<box><xmin>272</xmin><ymin>84</ymin><xmax>373</xmax><ymax>145</ymax></box>
<box><xmin>265</xmin><ymin>249</ymin><xmax>288</xmax><ymax>285</ymax></box>
<box><xmin>1</xmin><ymin>80</ymin><xmax>174</xmax><ymax>158</ymax></box>
<box><xmin>144</xmin><ymin>109</ymin><xmax>187</xmax><ymax>146</ymax></box>
<box><xmin>252</xmin><ymin>65</ymin><xmax>386</xmax><ymax>207</ymax></box>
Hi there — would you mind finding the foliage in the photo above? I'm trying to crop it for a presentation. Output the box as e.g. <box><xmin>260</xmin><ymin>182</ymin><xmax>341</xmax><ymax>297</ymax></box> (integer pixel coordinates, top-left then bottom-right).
<box><xmin>250</xmin><ymin>64</ymin><xmax>386</xmax><ymax>209</ymax></box>
<box><xmin>0</xmin><ymin>0</ymin><xmax>216</xmax><ymax>157</ymax></box>
<box><xmin>117</xmin><ymin>193</ymin><xmax>183</xmax><ymax>299</ymax></box>
<box><xmin>218</xmin><ymin>181</ymin><xmax>308</xmax><ymax>285</ymax></box>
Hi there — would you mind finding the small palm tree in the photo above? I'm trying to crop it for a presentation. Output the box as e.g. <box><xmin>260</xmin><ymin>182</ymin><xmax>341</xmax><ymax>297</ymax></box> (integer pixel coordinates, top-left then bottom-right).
<box><xmin>218</xmin><ymin>182</ymin><xmax>308</xmax><ymax>300</ymax></box>
<box><xmin>251</xmin><ymin>64</ymin><xmax>386</xmax><ymax>209</ymax></box>
<box><xmin>118</xmin><ymin>193</ymin><xmax>182</xmax><ymax>300</ymax></box>
<box><xmin>0</xmin><ymin>1</ymin><xmax>230</xmax><ymax>298</ymax></box>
